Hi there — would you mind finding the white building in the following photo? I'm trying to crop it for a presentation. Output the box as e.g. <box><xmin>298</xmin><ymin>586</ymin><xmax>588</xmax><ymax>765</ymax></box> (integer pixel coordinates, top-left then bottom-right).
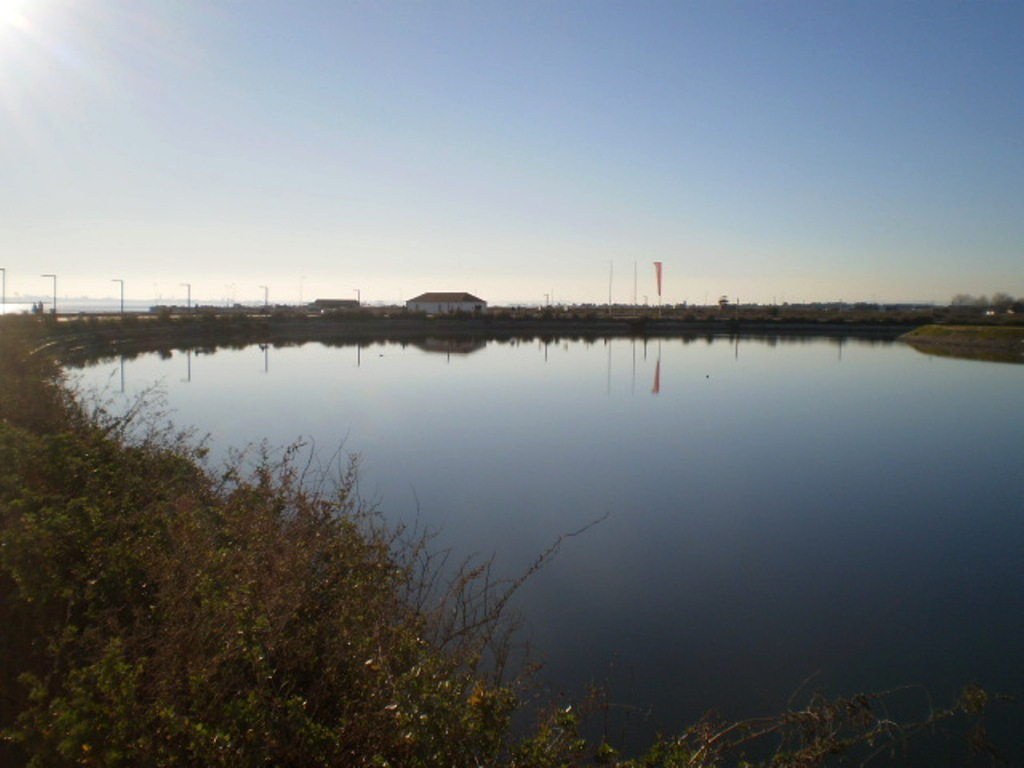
<box><xmin>406</xmin><ymin>292</ymin><xmax>487</xmax><ymax>314</ymax></box>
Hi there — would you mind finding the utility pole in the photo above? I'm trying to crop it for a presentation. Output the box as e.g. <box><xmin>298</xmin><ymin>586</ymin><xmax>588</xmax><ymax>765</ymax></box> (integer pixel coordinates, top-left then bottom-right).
<box><xmin>111</xmin><ymin>278</ymin><xmax>124</xmax><ymax>315</ymax></box>
<box><xmin>608</xmin><ymin>261</ymin><xmax>613</xmax><ymax>313</ymax></box>
<box><xmin>260</xmin><ymin>285</ymin><xmax>269</xmax><ymax>309</ymax></box>
<box><xmin>180</xmin><ymin>283</ymin><xmax>191</xmax><ymax>311</ymax></box>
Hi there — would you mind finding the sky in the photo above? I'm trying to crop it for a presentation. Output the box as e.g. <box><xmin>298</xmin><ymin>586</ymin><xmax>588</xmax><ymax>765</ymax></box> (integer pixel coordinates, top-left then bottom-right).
<box><xmin>2</xmin><ymin>0</ymin><xmax>1022</xmax><ymax>307</ymax></box>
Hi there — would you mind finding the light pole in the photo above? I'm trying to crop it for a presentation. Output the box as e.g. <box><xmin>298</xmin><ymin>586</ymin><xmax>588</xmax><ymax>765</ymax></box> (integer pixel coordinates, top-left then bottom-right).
<box><xmin>353</xmin><ymin>288</ymin><xmax>360</xmax><ymax>306</ymax></box>
<box><xmin>1</xmin><ymin>267</ymin><xmax>5</xmax><ymax>314</ymax></box>
<box><xmin>259</xmin><ymin>285</ymin><xmax>269</xmax><ymax>309</ymax></box>
<box><xmin>41</xmin><ymin>273</ymin><xmax>57</xmax><ymax>315</ymax></box>
<box><xmin>180</xmin><ymin>283</ymin><xmax>191</xmax><ymax>311</ymax></box>
<box><xmin>111</xmin><ymin>279</ymin><xmax>124</xmax><ymax>316</ymax></box>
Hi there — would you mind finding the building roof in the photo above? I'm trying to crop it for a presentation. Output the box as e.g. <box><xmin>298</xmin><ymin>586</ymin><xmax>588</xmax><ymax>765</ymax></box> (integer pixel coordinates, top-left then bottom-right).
<box><xmin>407</xmin><ymin>292</ymin><xmax>486</xmax><ymax>304</ymax></box>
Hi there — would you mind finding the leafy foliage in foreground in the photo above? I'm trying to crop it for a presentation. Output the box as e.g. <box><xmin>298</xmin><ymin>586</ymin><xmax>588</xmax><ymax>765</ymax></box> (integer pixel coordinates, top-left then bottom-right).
<box><xmin>0</xmin><ymin>316</ymin><xmax>1010</xmax><ymax>766</ymax></box>
<box><xmin>1</xmin><ymin>318</ymin><xmax>522</xmax><ymax>766</ymax></box>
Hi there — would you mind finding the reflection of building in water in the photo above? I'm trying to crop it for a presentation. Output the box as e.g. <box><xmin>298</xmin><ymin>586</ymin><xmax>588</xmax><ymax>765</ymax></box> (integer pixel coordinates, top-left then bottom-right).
<box><xmin>412</xmin><ymin>337</ymin><xmax>487</xmax><ymax>356</ymax></box>
<box><xmin>406</xmin><ymin>292</ymin><xmax>486</xmax><ymax>314</ymax></box>
<box><xmin>310</xmin><ymin>298</ymin><xmax>360</xmax><ymax>311</ymax></box>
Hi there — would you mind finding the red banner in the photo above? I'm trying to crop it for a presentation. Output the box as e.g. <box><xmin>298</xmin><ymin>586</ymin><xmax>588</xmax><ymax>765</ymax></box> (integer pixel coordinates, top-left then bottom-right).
<box><xmin>654</xmin><ymin>261</ymin><xmax>663</xmax><ymax>297</ymax></box>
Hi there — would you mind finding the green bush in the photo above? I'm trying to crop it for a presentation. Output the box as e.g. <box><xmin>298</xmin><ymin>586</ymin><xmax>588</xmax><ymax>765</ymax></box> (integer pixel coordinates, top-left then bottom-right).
<box><xmin>0</xmin><ymin>319</ymin><xmax>528</xmax><ymax>766</ymax></box>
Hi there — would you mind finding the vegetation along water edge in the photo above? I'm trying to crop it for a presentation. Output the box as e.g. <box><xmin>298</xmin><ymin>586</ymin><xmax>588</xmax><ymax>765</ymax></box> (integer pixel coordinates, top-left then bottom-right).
<box><xmin>900</xmin><ymin>324</ymin><xmax>1024</xmax><ymax>364</ymax></box>
<box><xmin>0</xmin><ymin>313</ymin><xmax>1016</xmax><ymax>766</ymax></box>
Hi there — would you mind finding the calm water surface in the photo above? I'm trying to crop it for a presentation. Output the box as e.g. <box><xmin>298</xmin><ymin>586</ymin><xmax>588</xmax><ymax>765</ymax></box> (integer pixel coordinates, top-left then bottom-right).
<box><xmin>78</xmin><ymin>336</ymin><xmax>1024</xmax><ymax>753</ymax></box>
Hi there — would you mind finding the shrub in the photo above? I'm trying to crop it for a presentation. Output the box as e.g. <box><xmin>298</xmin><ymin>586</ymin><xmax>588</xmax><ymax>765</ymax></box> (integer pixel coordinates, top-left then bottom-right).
<box><xmin>0</xmin><ymin>320</ymin><xmax>525</xmax><ymax>766</ymax></box>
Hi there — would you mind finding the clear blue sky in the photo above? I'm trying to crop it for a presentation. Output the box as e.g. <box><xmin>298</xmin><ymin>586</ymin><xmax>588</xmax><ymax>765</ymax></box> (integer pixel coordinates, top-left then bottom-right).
<box><xmin>2</xmin><ymin>0</ymin><xmax>1022</xmax><ymax>306</ymax></box>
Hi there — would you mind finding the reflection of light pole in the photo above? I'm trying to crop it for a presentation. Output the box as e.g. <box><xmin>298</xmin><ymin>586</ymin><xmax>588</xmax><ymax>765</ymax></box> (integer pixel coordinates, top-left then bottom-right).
<box><xmin>41</xmin><ymin>273</ymin><xmax>57</xmax><ymax>314</ymax></box>
<box><xmin>259</xmin><ymin>285</ymin><xmax>268</xmax><ymax>309</ymax></box>
<box><xmin>354</xmin><ymin>288</ymin><xmax>360</xmax><ymax>306</ymax></box>
<box><xmin>111</xmin><ymin>279</ymin><xmax>124</xmax><ymax>315</ymax></box>
<box><xmin>180</xmin><ymin>283</ymin><xmax>191</xmax><ymax>311</ymax></box>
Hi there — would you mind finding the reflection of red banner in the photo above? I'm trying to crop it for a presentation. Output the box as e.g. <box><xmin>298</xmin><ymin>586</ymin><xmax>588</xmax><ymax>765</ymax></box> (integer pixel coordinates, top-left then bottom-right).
<box><xmin>652</xmin><ymin>359</ymin><xmax>660</xmax><ymax>394</ymax></box>
<box><xmin>654</xmin><ymin>261</ymin><xmax>663</xmax><ymax>296</ymax></box>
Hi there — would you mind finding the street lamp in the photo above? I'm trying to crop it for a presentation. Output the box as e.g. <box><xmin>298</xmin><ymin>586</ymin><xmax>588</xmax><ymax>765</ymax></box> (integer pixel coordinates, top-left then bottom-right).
<box><xmin>259</xmin><ymin>285</ymin><xmax>269</xmax><ymax>310</ymax></box>
<box><xmin>1</xmin><ymin>268</ymin><xmax>5</xmax><ymax>314</ymax></box>
<box><xmin>111</xmin><ymin>279</ymin><xmax>124</xmax><ymax>316</ymax></box>
<box><xmin>41</xmin><ymin>273</ymin><xmax>57</xmax><ymax>315</ymax></box>
<box><xmin>354</xmin><ymin>288</ymin><xmax>360</xmax><ymax>306</ymax></box>
<box><xmin>180</xmin><ymin>283</ymin><xmax>191</xmax><ymax>311</ymax></box>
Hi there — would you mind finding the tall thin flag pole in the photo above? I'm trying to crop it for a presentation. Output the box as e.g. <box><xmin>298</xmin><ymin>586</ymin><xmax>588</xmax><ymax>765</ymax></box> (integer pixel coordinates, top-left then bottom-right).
<box><xmin>112</xmin><ymin>279</ymin><xmax>124</xmax><ymax>316</ymax></box>
<box><xmin>653</xmin><ymin>261</ymin><xmax>663</xmax><ymax>318</ymax></box>
<box><xmin>633</xmin><ymin>260</ymin><xmax>637</xmax><ymax>306</ymax></box>
<box><xmin>608</xmin><ymin>260</ymin><xmax>613</xmax><ymax>315</ymax></box>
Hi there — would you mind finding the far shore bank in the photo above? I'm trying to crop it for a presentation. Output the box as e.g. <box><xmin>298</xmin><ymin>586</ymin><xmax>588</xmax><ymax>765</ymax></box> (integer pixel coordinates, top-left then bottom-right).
<box><xmin>8</xmin><ymin>306</ymin><xmax>1021</xmax><ymax>365</ymax></box>
<box><xmin>17</xmin><ymin>311</ymin><xmax>935</xmax><ymax>365</ymax></box>
<box><xmin>900</xmin><ymin>324</ymin><xmax>1024</xmax><ymax>363</ymax></box>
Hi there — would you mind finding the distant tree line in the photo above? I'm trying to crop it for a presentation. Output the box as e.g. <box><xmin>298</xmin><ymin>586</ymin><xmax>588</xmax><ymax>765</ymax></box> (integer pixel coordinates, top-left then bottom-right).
<box><xmin>950</xmin><ymin>292</ymin><xmax>1021</xmax><ymax>311</ymax></box>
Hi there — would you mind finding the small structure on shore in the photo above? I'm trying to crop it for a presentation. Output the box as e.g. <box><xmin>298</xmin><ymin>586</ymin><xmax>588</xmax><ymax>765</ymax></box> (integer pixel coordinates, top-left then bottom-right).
<box><xmin>406</xmin><ymin>292</ymin><xmax>486</xmax><ymax>314</ymax></box>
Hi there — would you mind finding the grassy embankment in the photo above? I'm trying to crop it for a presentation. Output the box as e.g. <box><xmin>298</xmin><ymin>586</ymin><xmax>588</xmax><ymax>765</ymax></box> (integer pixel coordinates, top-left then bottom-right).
<box><xmin>2</xmin><ymin>315</ymin><xmax>550</xmax><ymax>766</ymax></box>
<box><xmin>0</xmin><ymin>314</ymin><xmax>1010</xmax><ymax>766</ymax></box>
<box><xmin>900</xmin><ymin>324</ymin><xmax>1024</xmax><ymax>363</ymax></box>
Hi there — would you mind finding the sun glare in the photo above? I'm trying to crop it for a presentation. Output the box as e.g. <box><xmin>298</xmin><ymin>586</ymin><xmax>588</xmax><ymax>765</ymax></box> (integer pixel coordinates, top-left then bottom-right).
<box><xmin>0</xmin><ymin>0</ymin><xmax>32</xmax><ymax>32</ymax></box>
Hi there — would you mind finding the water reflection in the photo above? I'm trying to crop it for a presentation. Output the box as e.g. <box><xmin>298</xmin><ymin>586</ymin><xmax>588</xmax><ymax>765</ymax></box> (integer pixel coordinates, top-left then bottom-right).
<box><xmin>76</xmin><ymin>335</ymin><xmax>1024</xmax><ymax>761</ymax></box>
<box><xmin>412</xmin><ymin>338</ymin><xmax>488</xmax><ymax>357</ymax></box>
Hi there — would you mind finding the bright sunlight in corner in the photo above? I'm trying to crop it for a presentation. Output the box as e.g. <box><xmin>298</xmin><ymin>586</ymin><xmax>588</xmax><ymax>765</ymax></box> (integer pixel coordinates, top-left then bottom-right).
<box><xmin>0</xmin><ymin>0</ymin><xmax>33</xmax><ymax>32</ymax></box>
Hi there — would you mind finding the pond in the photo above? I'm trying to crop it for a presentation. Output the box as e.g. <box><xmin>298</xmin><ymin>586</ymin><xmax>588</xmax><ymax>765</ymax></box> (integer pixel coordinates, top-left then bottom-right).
<box><xmin>76</xmin><ymin>334</ymin><xmax>1024</xmax><ymax>756</ymax></box>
